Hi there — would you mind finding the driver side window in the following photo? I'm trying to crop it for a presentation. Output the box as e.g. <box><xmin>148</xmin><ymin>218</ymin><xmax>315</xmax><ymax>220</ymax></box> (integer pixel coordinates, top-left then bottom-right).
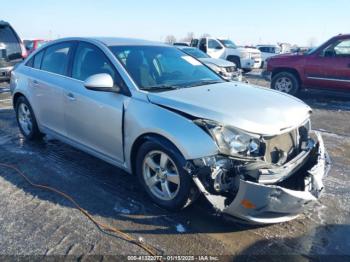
<box><xmin>334</xmin><ymin>39</ymin><xmax>350</xmax><ymax>56</ymax></box>
<box><xmin>72</xmin><ymin>42</ymin><xmax>116</xmax><ymax>81</ymax></box>
<box><xmin>323</xmin><ymin>39</ymin><xmax>350</xmax><ymax>57</ymax></box>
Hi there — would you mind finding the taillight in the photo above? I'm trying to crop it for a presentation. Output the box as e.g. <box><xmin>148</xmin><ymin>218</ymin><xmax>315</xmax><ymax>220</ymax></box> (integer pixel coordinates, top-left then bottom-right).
<box><xmin>20</xmin><ymin>42</ymin><xmax>27</xmax><ymax>59</ymax></box>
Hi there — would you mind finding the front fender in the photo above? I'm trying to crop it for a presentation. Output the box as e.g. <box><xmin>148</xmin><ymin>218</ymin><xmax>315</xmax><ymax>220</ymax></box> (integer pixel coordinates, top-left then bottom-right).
<box><xmin>124</xmin><ymin>98</ymin><xmax>219</xmax><ymax>172</ymax></box>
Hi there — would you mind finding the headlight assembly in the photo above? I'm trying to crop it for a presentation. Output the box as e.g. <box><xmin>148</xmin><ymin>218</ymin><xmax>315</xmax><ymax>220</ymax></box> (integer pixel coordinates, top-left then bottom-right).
<box><xmin>195</xmin><ymin>120</ymin><xmax>263</xmax><ymax>158</ymax></box>
<box><xmin>207</xmin><ymin>64</ymin><xmax>224</xmax><ymax>74</ymax></box>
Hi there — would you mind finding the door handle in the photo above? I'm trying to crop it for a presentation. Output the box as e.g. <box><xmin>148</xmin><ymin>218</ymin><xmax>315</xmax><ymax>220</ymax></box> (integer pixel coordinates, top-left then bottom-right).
<box><xmin>66</xmin><ymin>93</ymin><xmax>76</xmax><ymax>101</ymax></box>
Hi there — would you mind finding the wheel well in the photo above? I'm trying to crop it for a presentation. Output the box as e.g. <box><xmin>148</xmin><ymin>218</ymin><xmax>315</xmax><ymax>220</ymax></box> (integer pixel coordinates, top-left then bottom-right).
<box><xmin>227</xmin><ymin>56</ymin><xmax>241</xmax><ymax>68</ymax></box>
<box><xmin>13</xmin><ymin>92</ymin><xmax>25</xmax><ymax>108</ymax></box>
<box><xmin>130</xmin><ymin>133</ymin><xmax>181</xmax><ymax>175</ymax></box>
<box><xmin>227</xmin><ymin>55</ymin><xmax>240</xmax><ymax>62</ymax></box>
<box><xmin>272</xmin><ymin>68</ymin><xmax>301</xmax><ymax>86</ymax></box>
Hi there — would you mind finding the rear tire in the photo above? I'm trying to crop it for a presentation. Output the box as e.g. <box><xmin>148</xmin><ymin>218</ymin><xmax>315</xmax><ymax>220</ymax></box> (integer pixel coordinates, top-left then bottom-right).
<box><xmin>271</xmin><ymin>72</ymin><xmax>299</xmax><ymax>95</ymax></box>
<box><xmin>15</xmin><ymin>96</ymin><xmax>43</xmax><ymax>140</ymax></box>
<box><xmin>136</xmin><ymin>140</ymin><xmax>192</xmax><ymax>210</ymax></box>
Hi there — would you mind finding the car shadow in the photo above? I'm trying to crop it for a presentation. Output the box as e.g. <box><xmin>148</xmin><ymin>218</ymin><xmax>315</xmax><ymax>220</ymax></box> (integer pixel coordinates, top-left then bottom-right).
<box><xmin>298</xmin><ymin>92</ymin><xmax>350</xmax><ymax>112</ymax></box>
<box><xmin>0</xmin><ymin>109</ymin><xmax>257</xmax><ymax>236</ymax></box>
<box><xmin>232</xmin><ymin>224</ymin><xmax>350</xmax><ymax>261</ymax></box>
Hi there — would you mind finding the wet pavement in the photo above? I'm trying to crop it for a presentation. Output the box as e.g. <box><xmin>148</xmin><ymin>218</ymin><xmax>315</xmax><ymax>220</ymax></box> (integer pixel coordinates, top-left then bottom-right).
<box><xmin>0</xmin><ymin>77</ymin><xmax>349</xmax><ymax>259</ymax></box>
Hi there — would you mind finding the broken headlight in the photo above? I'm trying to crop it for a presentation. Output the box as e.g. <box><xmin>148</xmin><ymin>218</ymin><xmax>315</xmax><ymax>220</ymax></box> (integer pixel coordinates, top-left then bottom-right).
<box><xmin>195</xmin><ymin>120</ymin><xmax>263</xmax><ymax>158</ymax></box>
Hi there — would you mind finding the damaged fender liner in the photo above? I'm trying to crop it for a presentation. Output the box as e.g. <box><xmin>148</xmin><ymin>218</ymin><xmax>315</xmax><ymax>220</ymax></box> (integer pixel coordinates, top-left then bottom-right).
<box><xmin>190</xmin><ymin>131</ymin><xmax>331</xmax><ymax>224</ymax></box>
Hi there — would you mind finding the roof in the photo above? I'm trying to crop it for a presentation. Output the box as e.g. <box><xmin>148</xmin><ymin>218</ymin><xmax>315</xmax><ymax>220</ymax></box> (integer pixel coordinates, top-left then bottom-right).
<box><xmin>334</xmin><ymin>34</ymin><xmax>350</xmax><ymax>40</ymax></box>
<box><xmin>0</xmin><ymin>20</ymin><xmax>10</xmax><ymax>27</ymax></box>
<box><xmin>88</xmin><ymin>37</ymin><xmax>166</xmax><ymax>46</ymax></box>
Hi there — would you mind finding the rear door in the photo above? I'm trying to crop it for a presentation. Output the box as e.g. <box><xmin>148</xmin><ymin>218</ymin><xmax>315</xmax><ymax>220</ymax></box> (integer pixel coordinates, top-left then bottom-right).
<box><xmin>28</xmin><ymin>42</ymin><xmax>74</xmax><ymax>135</ymax></box>
<box><xmin>63</xmin><ymin>41</ymin><xmax>126</xmax><ymax>163</ymax></box>
<box><xmin>304</xmin><ymin>38</ymin><xmax>350</xmax><ymax>91</ymax></box>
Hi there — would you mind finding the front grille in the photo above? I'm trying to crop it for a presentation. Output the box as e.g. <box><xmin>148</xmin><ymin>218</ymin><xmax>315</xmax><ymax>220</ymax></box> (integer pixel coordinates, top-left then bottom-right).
<box><xmin>264</xmin><ymin>129</ymin><xmax>299</xmax><ymax>165</ymax></box>
<box><xmin>263</xmin><ymin>121</ymin><xmax>311</xmax><ymax>165</ymax></box>
<box><xmin>225</xmin><ymin>66</ymin><xmax>236</xmax><ymax>73</ymax></box>
<box><xmin>251</xmin><ymin>53</ymin><xmax>261</xmax><ymax>60</ymax></box>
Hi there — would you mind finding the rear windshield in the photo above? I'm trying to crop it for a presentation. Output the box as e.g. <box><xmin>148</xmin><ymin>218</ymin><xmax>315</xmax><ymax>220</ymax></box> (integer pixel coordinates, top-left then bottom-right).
<box><xmin>0</xmin><ymin>25</ymin><xmax>21</xmax><ymax>61</ymax></box>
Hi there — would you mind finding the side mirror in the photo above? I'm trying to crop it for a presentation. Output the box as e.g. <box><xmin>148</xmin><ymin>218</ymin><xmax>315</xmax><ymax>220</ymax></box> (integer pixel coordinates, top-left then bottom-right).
<box><xmin>215</xmin><ymin>46</ymin><xmax>223</xmax><ymax>50</ymax></box>
<box><xmin>84</xmin><ymin>73</ymin><xmax>118</xmax><ymax>92</ymax></box>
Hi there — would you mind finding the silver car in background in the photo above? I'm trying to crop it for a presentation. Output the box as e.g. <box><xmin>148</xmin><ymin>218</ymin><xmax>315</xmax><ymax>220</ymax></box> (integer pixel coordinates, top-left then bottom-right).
<box><xmin>176</xmin><ymin>46</ymin><xmax>245</xmax><ymax>82</ymax></box>
<box><xmin>10</xmin><ymin>37</ymin><xmax>330</xmax><ymax>224</ymax></box>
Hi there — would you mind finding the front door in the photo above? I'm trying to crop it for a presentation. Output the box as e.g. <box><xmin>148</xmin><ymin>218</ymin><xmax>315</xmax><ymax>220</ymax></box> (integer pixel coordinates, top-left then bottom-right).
<box><xmin>63</xmin><ymin>42</ymin><xmax>126</xmax><ymax>163</ymax></box>
<box><xmin>304</xmin><ymin>38</ymin><xmax>350</xmax><ymax>91</ymax></box>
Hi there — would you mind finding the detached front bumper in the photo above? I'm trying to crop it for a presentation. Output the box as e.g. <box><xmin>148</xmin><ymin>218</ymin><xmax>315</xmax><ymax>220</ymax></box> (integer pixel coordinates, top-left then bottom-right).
<box><xmin>192</xmin><ymin>132</ymin><xmax>330</xmax><ymax>224</ymax></box>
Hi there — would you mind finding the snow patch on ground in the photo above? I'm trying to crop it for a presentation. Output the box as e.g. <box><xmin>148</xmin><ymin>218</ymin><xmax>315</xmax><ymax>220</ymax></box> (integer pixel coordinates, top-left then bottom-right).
<box><xmin>176</xmin><ymin>223</ymin><xmax>186</xmax><ymax>233</ymax></box>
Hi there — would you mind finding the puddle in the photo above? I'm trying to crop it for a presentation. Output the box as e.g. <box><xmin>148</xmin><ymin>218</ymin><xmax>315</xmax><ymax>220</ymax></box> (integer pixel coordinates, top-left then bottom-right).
<box><xmin>113</xmin><ymin>199</ymin><xmax>142</xmax><ymax>215</ymax></box>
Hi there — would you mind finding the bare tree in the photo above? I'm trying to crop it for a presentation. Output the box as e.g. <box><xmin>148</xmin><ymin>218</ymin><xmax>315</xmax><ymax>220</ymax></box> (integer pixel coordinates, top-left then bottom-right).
<box><xmin>307</xmin><ymin>37</ymin><xmax>317</xmax><ymax>47</ymax></box>
<box><xmin>164</xmin><ymin>35</ymin><xmax>177</xmax><ymax>44</ymax></box>
<box><xmin>200</xmin><ymin>33</ymin><xmax>211</xmax><ymax>38</ymax></box>
<box><xmin>182</xmin><ymin>32</ymin><xmax>195</xmax><ymax>42</ymax></box>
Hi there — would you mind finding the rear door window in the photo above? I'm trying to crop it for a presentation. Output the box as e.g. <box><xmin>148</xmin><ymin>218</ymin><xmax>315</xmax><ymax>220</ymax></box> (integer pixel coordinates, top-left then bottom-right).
<box><xmin>0</xmin><ymin>25</ymin><xmax>21</xmax><ymax>61</ymax></box>
<box><xmin>33</xmin><ymin>50</ymin><xmax>44</xmax><ymax>69</ymax></box>
<box><xmin>41</xmin><ymin>42</ymin><xmax>72</xmax><ymax>76</ymax></box>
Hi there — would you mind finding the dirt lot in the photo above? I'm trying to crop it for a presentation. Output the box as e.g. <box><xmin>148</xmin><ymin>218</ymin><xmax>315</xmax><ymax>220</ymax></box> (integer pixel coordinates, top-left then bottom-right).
<box><xmin>0</xmin><ymin>76</ymin><xmax>349</xmax><ymax>260</ymax></box>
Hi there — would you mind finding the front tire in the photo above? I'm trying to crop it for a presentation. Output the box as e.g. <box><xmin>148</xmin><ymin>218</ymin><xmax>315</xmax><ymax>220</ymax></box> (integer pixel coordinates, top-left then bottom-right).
<box><xmin>15</xmin><ymin>96</ymin><xmax>43</xmax><ymax>140</ymax></box>
<box><xmin>136</xmin><ymin>140</ymin><xmax>192</xmax><ymax>210</ymax></box>
<box><xmin>271</xmin><ymin>72</ymin><xmax>299</xmax><ymax>95</ymax></box>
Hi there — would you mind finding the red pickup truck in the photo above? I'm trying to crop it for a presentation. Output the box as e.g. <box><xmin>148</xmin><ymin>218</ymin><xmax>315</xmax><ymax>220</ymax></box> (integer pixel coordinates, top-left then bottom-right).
<box><xmin>265</xmin><ymin>34</ymin><xmax>350</xmax><ymax>95</ymax></box>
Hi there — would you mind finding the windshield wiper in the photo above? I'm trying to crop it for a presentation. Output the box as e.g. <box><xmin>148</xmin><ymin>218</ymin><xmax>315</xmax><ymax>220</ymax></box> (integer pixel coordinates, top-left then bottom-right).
<box><xmin>139</xmin><ymin>85</ymin><xmax>180</xmax><ymax>92</ymax></box>
<box><xmin>185</xmin><ymin>80</ymin><xmax>223</xmax><ymax>87</ymax></box>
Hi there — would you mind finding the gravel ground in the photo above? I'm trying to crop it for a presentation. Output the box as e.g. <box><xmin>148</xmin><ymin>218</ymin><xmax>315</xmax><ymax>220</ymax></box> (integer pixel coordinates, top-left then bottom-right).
<box><xmin>0</xmin><ymin>75</ymin><xmax>349</xmax><ymax>260</ymax></box>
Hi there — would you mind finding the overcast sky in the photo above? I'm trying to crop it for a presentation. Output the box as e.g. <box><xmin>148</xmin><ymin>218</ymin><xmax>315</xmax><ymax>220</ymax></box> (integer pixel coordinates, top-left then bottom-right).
<box><xmin>1</xmin><ymin>0</ymin><xmax>348</xmax><ymax>46</ymax></box>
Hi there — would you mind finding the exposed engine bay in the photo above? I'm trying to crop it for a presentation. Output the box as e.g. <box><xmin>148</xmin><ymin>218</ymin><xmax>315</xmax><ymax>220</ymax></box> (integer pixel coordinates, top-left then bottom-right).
<box><xmin>185</xmin><ymin>129</ymin><xmax>331</xmax><ymax>224</ymax></box>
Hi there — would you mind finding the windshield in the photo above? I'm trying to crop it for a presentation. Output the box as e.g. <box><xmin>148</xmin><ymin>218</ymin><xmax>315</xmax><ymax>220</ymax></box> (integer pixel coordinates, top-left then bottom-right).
<box><xmin>109</xmin><ymin>45</ymin><xmax>223</xmax><ymax>91</ymax></box>
<box><xmin>305</xmin><ymin>46</ymin><xmax>319</xmax><ymax>55</ymax></box>
<box><xmin>218</xmin><ymin>39</ymin><xmax>237</xmax><ymax>49</ymax></box>
<box><xmin>181</xmin><ymin>47</ymin><xmax>210</xmax><ymax>59</ymax></box>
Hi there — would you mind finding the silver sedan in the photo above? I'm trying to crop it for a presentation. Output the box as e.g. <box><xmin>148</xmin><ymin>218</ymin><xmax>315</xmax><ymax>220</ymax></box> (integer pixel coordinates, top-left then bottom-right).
<box><xmin>10</xmin><ymin>37</ymin><xmax>330</xmax><ymax>224</ymax></box>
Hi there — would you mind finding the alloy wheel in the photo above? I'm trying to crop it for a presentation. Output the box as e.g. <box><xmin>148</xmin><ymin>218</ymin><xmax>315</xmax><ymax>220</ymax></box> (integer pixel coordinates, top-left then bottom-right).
<box><xmin>18</xmin><ymin>103</ymin><xmax>33</xmax><ymax>136</ymax></box>
<box><xmin>275</xmin><ymin>77</ymin><xmax>293</xmax><ymax>93</ymax></box>
<box><xmin>142</xmin><ymin>150</ymin><xmax>181</xmax><ymax>201</ymax></box>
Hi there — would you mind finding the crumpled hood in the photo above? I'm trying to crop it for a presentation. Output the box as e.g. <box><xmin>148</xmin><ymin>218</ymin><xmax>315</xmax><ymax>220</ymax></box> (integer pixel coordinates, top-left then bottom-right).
<box><xmin>199</xmin><ymin>58</ymin><xmax>235</xmax><ymax>68</ymax></box>
<box><xmin>147</xmin><ymin>82</ymin><xmax>311</xmax><ymax>136</ymax></box>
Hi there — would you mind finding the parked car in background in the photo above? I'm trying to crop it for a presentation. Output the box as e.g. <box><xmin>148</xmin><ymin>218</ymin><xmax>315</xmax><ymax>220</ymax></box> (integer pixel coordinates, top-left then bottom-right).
<box><xmin>190</xmin><ymin>37</ymin><xmax>262</xmax><ymax>72</ymax></box>
<box><xmin>24</xmin><ymin>39</ymin><xmax>48</xmax><ymax>54</ymax></box>
<box><xmin>176</xmin><ymin>46</ymin><xmax>245</xmax><ymax>82</ymax></box>
<box><xmin>11</xmin><ymin>37</ymin><xmax>329</xmax><ymax>224</ymax></box>
<box><xmin>173</xmin><ymin>42</ymin><xmax>190</xmax><ymax>47</ymax></box>
<box><xmin>265</xmin><ymin>34</ymin><xmax>350</xmax><ymax>95</ymax></box>
<box><xmin>0</xmin><ymin>20</ymin><xmax>26</xmax><ymax>81</ymax></box>
<box><xmin>256</xmin><ymin>45</ymin><xmax>281</xmax><ymax>68</ymax></box>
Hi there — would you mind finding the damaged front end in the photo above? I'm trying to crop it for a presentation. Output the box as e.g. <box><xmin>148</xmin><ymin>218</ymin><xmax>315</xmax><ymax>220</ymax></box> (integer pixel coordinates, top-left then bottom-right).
<box><xmin>186</xmin><ymin>129</ymin><xmax>331</xmax><ymax>224</ymax></box>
